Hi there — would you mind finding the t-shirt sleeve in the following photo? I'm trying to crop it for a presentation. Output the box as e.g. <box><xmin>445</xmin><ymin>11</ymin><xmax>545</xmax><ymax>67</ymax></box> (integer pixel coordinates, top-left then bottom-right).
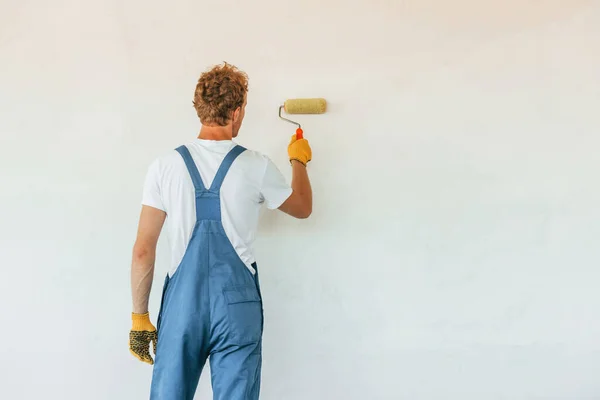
<box><xmin>261</xmin><ymin>157</ymin><xmax>292</xmax><ymax>210</ymax></box>
<box><xmin>141</xmin><ymin>159</ymin><xmax>166</xmax><ymax>212</ymax></box>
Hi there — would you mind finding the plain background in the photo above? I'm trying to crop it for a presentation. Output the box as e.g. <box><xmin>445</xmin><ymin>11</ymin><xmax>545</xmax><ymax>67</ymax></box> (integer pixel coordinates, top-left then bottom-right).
<box><xmin>1</xmin><ymin>0</ymin><xmax>599</xmax><ymax>399</ymax></box>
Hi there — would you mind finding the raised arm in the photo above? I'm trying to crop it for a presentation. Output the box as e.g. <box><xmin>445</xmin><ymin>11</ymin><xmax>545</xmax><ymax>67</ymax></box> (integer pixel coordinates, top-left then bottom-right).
<box><xmin>278</xmin><ymin>135</ymin><xmax>313</xmax><ymax>219</ymax></box>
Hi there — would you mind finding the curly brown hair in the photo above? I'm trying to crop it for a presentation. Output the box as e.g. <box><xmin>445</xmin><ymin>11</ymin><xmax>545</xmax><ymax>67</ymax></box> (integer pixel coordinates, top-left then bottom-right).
<box><xmin>193</xmin><ymin>62</ymin><xmax>249</xmax><ymax>126</ymax></box>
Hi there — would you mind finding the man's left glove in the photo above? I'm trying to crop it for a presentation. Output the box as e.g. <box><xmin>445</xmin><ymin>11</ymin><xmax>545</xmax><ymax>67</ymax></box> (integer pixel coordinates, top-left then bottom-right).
<box><xmin>129</xmin><ymin>312</ymin><xmax>157</xmax><ymax>365</ymax></box>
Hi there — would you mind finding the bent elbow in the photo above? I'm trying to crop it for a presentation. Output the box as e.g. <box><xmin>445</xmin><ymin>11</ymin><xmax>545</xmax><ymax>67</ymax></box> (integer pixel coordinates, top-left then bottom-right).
<box><xmin>298</xmin><ymin>206</ymin><xmax>312</xmax><ymax>219</ymax></box>
<box><xmin>132</xmin><ymin>243</ymin><xmax>152</xmax><ymax>263</ymax></box>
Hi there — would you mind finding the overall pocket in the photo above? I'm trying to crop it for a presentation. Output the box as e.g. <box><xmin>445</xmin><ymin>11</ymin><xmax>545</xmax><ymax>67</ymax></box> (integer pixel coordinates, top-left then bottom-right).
<box><xmin>223</xmin><ymin>285</ymin><xmax>263</xmax><ymax>345</ymax></box>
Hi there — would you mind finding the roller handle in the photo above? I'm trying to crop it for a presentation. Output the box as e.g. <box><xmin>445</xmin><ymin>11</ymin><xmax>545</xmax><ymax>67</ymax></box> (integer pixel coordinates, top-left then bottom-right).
<box><xmin>296</xmin><ymin>128</ymin><xmax>304</xmax><ymax>140</ymax></box>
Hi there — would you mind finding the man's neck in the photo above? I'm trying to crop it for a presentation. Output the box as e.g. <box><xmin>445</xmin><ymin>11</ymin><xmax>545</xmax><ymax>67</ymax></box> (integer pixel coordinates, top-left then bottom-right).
<box><xmin>198</xmin><ymin>124</ymin><xmax>233</xmax><ymax>141</ymax></box>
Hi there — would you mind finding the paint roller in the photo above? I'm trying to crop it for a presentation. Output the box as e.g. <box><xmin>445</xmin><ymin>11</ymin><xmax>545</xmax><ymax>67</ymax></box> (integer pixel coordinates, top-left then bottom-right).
<box><xmin>278</xmin><ymin>98</ymin><xmax>327</xmax><ymax>139</ymax></box>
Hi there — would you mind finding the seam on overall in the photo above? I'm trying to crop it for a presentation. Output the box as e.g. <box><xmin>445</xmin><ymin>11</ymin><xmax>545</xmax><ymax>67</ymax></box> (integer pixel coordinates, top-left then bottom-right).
<box><xmin>251</xmin><ymin>347</ymin><xmax>262</xmax><ymax>399</ymax></box>
<box><xmin>206</xmin><ymin>228</ymin><xmax>212</xmax><ymax>339</ymax></box>
<box><xmin>244</xmin><ymin>342</ymin><xmax>261</xmax><ymax>400</ymax></box>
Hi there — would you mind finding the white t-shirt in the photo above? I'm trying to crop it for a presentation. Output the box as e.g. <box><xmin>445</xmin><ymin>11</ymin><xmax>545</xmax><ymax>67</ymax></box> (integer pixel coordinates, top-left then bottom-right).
<box><xmin>141</xmin><ymin>139</ymin><xmax>292</xmax><ymax>276</ymax></box>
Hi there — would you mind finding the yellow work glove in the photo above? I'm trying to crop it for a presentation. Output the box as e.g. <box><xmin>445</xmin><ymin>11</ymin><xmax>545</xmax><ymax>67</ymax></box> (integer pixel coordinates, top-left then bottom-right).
<box><xmin>129</xmin><ymin>312</ymin><xmax>157</xmax><ymax>365</ymax></box>
<box><xmin>288</xmin><ymin>134</ymin><xmax>312</xmax><ymax>166</ymax></box>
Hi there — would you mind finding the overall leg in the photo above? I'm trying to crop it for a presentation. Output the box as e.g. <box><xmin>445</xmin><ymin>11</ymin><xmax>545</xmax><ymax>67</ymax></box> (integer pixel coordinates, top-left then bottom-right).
<box><xmin>209</xmin><ymin>341</ymin><xmax>262</xmax><ymax>400</ymax></box>
<box><xmin>150</xmin><ymin>271</ymin><xmax>210</xmax><ymax>400</ymax></box>
<box><xmin>208</xmin><ymin>264</ymin><xmax>264</xmax><ymax>400</ymax></box>
<box><xmin>150</xmin><ymin>310</ymin><xmax>209</xmax><ymax>400</ymax></box>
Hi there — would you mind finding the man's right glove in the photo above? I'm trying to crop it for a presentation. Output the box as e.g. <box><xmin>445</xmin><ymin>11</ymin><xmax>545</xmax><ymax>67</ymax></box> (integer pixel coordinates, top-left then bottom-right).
<box><xmin>288</xmin><ymin>134</ymin><xmax>312</xmax><ymax>166</ymax></box>
<box><xmin>129</xmin><ymin>312</ymin><xmax>157</xmax><ymax>365</ymax></box>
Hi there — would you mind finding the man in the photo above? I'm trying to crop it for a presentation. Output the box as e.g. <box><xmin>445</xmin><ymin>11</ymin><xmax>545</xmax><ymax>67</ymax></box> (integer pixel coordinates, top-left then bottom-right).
<box><xmin>128</xmin><ymin>62</ymin><xmax>313</xmax><ymax>400</ymax></box>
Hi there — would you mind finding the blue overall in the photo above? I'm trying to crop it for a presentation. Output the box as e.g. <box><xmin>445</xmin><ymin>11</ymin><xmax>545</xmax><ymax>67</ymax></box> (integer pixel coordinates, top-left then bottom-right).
<box><xmin>150</xmin><ymin>145</ymin><xmax>264</xmax><ymax>400</ymax></box>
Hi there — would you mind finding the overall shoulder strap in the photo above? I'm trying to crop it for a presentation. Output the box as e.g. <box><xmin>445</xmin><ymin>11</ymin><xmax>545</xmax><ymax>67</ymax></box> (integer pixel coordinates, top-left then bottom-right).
<box><xmin>209</xmin><ymin>145</ymin><xmax>246</xmax><ymax>192</ymax></box>
<box><xmin>175</xmin><ymin>145</ymin><xmax>207</xmax><ymax>191</ymax></box>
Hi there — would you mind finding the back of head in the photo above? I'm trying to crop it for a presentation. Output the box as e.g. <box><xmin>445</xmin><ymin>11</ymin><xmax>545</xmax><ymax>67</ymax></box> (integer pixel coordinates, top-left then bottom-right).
<box><xmin>193</xmin><ymin>62</ymin><xmax>248</xmax><ymax>127</ymax></box>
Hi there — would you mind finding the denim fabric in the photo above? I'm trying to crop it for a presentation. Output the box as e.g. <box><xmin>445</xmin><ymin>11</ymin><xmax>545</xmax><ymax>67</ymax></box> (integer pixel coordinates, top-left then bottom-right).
<box><xmin>150</xmin><ymin>145</ymin><xmax>263</xmax><ymax>400</ymax></box>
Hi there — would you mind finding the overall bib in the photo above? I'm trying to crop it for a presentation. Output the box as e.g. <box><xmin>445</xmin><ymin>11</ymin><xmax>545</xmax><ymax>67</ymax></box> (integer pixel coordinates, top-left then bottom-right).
<box><xmin>150</xmin><ymin>145</ymin><xmax>264</xmax><ymax>400</ymax></box>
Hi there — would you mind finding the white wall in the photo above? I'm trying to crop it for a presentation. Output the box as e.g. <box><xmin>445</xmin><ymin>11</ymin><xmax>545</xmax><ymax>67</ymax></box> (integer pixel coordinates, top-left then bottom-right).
<box><xmin>1</xmin><ymin>0</ymin><xmax>599</xmax><ymax>399</ymax></box>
